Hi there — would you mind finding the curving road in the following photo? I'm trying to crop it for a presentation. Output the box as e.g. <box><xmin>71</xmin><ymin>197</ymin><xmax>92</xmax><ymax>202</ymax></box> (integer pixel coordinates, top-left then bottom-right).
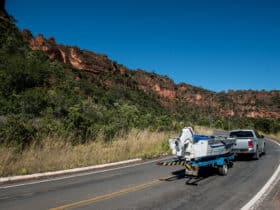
<box><xmin>0</xmin><ymin>140</ymin><xmax>279</xmax><ymax>210</ymax></box>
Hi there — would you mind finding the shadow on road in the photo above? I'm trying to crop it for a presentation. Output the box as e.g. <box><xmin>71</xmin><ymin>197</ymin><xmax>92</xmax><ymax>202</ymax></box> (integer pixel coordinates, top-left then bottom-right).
<box><xmin>234</xmin><ymin>154</ymin><xmax>256</xmax><ymax>161</ymax></box>
<box><xmin>161</xmin><ymin>167</ymin><xmax>218</xmax><ymax>186</ymax></box>
<box><xmin>185</xmin><ymin>167</ymin><xmax>218</xmax><ymax>186</ymax></box>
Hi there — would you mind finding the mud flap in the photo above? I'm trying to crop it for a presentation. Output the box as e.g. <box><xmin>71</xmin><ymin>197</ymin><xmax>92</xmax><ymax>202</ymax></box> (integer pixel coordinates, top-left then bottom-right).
<box><xmin>185</xmin><ymin>164</ymin><xmax>199</xmax><ymax>176</ymax></box>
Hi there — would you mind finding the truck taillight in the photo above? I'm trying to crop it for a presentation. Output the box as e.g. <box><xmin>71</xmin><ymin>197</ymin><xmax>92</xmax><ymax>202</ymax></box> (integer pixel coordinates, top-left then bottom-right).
<box><xmin>248</xmin><ymin>140</ymin><xmax>253</xmax><ymax>148</ymax></box>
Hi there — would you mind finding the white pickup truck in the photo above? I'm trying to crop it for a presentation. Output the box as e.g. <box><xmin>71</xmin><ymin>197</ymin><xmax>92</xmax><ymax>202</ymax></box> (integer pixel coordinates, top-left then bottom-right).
<box><xmin>228</xmin><ymin>129</ymin><xmax>266</xmax><ymax>159</ymax></box>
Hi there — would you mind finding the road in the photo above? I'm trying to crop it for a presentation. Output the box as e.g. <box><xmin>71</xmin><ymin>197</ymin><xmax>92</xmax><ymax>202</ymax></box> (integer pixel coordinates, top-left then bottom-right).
<box><xmin>0</xmin><ymin>140</ymin><xmax>279</xmax><ymax>210</ymax></box>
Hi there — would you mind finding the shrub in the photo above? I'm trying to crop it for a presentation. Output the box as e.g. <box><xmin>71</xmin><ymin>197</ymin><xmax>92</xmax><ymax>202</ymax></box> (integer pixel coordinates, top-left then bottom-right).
<box><xmin>17</xmin><ymin>88</ymin><xmax>48</xmax><ymax>117</ymax></box>
<box><xmin>0</xmin><ymin>53</ymin><xmax>50</xmax><ymax>97</ymax></box>
<box><xmin>0</xmin><ymin>117</ymin><xmax>37</xmax><ymax>149</ymax></box>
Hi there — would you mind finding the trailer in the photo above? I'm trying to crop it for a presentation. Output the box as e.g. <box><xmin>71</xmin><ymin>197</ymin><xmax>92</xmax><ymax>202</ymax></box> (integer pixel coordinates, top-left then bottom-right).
<box><xmin>158</xmin><ymin>152</ymin><xmax>234</xmax><ymax>177</ymax></box>
<box><xmin>158</xmin><ymin>127</ymin><xmax>236</xmax><ymax>178</ymax></box>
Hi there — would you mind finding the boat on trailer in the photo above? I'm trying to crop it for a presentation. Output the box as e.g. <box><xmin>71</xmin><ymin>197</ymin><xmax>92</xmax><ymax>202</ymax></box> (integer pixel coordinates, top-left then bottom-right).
<box><xmin>158</xmin><ymin>127</ymin><xmax>236</xmax><ymax>177</ymax></box>
<box><xmin>169</xmin><ymin>127</ymin><xmax>236</xmax><ymax>161</ymax></box>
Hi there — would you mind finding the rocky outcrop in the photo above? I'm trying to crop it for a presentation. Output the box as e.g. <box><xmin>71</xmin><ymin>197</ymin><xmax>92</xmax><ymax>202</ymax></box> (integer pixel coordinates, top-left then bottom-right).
<box><xmin>22</xmin><ymin>30</ymin><xmax>121</xmax><ymax>74</ymax></box>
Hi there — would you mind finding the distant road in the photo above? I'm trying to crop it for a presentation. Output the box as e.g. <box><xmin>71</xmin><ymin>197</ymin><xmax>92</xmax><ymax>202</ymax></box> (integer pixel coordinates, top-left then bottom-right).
<box><xmin>0</xmin><ymin>140</ymin><xmax>279</xmax><ymax>210</ymax></box>
<box><xmin>213</xmin><ymin>129</ymin><xmax>229</xmax><ymax>137</ymax></box>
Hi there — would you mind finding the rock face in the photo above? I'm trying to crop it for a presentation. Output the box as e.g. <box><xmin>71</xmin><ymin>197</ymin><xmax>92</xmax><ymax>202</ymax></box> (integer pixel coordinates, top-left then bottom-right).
<box><xmin>22</xmin><ymin>30</ymin><xmax>280</xmax><ymax>119</ymax></box>
<box><xmin>22</xmin><ymin>30</ymin><xmax>120</xmax><ymax>74</ymax></box>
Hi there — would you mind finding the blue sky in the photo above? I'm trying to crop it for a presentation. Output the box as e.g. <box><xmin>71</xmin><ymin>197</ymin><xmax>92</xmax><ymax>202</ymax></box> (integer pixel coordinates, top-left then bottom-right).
<box><xmin>6</xmin><ymin>0</ymin><xmax>280</xmax><ymax>92</ymax></box>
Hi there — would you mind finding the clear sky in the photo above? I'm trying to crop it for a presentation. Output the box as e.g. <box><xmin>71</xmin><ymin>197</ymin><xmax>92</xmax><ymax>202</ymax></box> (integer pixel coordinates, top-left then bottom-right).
<box><xmin>6</xmin><ymin>0</ymin><xmax>280</xmax><ymax>92</ymax></box>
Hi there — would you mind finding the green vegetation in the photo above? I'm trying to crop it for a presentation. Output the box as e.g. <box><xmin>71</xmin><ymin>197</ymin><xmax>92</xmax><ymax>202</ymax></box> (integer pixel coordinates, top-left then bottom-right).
<box><xmin>0</xmin><ymin>15</ymin><xmax>183</xmax><ymax>150</ymax></box>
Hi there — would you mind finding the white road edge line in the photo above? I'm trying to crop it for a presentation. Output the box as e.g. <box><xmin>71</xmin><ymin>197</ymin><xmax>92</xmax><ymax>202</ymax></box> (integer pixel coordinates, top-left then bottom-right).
<box><xmin>0</xmin><ymin>156</ymin><xmax>171</xmax><ymax>189</ymax></box>
<box><xmin>241</xmin><ymin>139</ymin><xmax>280</xmax><ymax>210</ymax></box>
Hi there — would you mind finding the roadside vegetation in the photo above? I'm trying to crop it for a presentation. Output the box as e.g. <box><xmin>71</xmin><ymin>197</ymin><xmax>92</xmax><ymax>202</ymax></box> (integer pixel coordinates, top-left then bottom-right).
<box><xmin>0</xmin><ymin>12</ymin><xmax>279</xmax><ymax>176</ymax></box>
<box><xmin>0</xmin><ymin>129</ymin><xmax>174</xmax><ymax>176</ymax></box>
<box><xmin>263</xmin><ymin>132</ymin><xmax>280</xmax><ymax>143</ymax></box>
<box><xmin>0</xmin><ymin>126</ymin><xmax>212</xmax><ymax>177</ymax></box>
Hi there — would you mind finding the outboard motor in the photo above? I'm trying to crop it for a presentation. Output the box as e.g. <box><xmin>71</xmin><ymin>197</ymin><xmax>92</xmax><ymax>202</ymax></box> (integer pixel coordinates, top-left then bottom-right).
<box><xmin>169</xmin><ymin>127</ymin><xmax>194</xmax><ymax>159</ymax></box>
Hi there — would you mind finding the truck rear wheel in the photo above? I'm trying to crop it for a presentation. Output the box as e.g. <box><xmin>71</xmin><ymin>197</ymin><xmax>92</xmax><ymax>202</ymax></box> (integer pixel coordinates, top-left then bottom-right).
<box><xmin>262</xmin><ymin>143</ymin><xmax>266</xmax><ymax>155</ymax></box>
<box><xmin>253</xmin><ymin>147</ymin><xmax>260</xmax><ymax>160</ymax></box>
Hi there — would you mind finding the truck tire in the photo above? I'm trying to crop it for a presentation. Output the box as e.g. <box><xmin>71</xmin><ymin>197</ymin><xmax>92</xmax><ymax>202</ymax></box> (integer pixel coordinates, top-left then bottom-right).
<box><xmin>253</xmin><ymin>146</ymin><xmax>260</xmax><ymax>160</ymax></box>
<box><xmin>218</xmin><ymin>163</ymin><xmax>228</xmax><ymax>176</ymax></box>
<box><xmin>262</xmin><ymin>143</ymin><xmax>266</xmax><ymax>155</ymax></box>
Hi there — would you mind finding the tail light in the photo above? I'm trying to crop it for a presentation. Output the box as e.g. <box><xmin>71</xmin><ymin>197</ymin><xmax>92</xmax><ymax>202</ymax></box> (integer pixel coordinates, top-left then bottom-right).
<box><xmin>248</xmin><ymin>140</ymin><xmax>253</xmax><ymax>148</ymax></box>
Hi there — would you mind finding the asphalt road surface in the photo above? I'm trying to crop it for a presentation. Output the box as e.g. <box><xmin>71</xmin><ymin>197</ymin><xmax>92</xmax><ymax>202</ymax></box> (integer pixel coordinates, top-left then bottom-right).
<box><xmin>0</xmin><ymin>140</ymin><xmax>279</xmax><ymax>210</ymax></box>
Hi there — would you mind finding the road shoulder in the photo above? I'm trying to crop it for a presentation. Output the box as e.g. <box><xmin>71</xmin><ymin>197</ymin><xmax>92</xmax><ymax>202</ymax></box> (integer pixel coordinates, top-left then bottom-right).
<box><xmin>258</xmin><ymin>178</ymin><xmax>280</xmax><ymax>210</ymax></box>
<box><xmin>0</xmin><ymin>158</ymin><xmax>142</xmax><ymax>185</ymax></box>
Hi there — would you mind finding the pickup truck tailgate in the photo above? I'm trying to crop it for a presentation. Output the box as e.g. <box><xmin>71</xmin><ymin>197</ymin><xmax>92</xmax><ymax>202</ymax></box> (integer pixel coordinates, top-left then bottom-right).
<box><xmin>232</xmin><ymin>138</ymin><xmax>254</xmax><ymax>152</ymax></box>
<box><xmin>234</xmin><ymin>138</ymin><xmax>251</xmax><ymax>148</ymax></box>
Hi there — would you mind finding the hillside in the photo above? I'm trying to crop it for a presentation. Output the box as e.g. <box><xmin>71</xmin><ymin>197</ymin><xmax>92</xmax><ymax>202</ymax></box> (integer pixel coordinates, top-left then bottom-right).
<box><xmin>0</xmin><ymin>3</ymin><xmax>280</xmax><ymax>149</ymax></box>
<box><xmin>22</xmin><ymin>30</ymin><xmax>280</xmax><ymax>119</ymax></box>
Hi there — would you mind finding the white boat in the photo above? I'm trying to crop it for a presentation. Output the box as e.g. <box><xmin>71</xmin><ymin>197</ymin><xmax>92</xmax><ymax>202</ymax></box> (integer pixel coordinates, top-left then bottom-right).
<box><xmin>169</xmin><ymin>127</ymin><xmax>236</xmax><ymax>161</ymax></box>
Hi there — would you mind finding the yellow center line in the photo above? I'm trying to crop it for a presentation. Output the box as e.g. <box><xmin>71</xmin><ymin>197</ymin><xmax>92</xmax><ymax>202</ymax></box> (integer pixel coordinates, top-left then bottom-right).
<box><xmin>49</xmin><ymin>175</ymin><xmax>175</xmax><ymax>210</ymax></box>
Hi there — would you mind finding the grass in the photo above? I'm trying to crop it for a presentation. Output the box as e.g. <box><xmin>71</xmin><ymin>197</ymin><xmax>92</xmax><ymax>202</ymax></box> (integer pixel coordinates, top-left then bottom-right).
<box><xmin>193</xmin><ymin>126</ymin><xmax>215</xmax><ymax>136</ymax></box>
<box><xmin>263</xmin><ymin>132</ymin><xmax>280</xmax><ymax>143</ymax></box>
<box><xmin>0</xmin><ymin>129</ymin><xmax>175</xmax><ymax>177</ymax></box>
<box><xmin>0</xmin><ymin>126</ymin><xmax>216</xmax><ymax>177</ymax></box>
